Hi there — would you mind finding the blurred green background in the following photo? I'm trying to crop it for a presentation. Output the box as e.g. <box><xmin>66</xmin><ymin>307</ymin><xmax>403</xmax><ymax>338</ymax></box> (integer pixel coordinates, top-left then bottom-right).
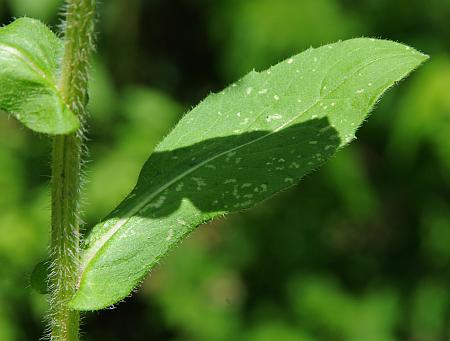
<box><xmin>0</xmin><ymin>0</ymin><xmax>449</xmax><ymax>340</ymax></box>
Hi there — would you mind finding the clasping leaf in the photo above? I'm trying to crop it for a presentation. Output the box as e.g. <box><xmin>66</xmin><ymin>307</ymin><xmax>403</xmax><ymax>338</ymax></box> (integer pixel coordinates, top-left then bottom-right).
<box><xmin>0</xmin><ymin>18</ymin><xmax>79</xmax><ymax>134</ymax></box>
<box><xmin>70</xmin><ymin>38</ymin><xmax>428</xmax><ymax>310</ymax></box>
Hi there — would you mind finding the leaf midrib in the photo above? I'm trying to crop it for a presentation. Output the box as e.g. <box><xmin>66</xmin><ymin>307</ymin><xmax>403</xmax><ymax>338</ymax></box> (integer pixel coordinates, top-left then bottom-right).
<box><xmin>0</xmin><ymin>42</ymin><xmax>71</xmax><ymax>115</ymax></box>
<box><xmin>76</xmin><ymin>50</ymin><xmax>415</xmax><ymax>287</ymax></box>
<box><xmin>0</xmin><ymin>42</ymin><xmax>53</xmax><ymax>83</ymax></box>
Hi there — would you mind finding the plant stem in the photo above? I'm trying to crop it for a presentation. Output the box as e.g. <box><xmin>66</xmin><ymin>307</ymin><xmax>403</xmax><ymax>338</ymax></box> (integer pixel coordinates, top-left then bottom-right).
<box><xmin>50</xmin><ymin>0</ymin><xmax>95</xmax><ymax>340</ymax></box>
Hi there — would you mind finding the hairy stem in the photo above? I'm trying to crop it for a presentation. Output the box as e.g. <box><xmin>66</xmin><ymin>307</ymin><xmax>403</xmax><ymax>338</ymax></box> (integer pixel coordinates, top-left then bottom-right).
<box><xmin>50</xmin><ymin>0</ymin><xmax>95</xmax><ymax>340</ymax></box>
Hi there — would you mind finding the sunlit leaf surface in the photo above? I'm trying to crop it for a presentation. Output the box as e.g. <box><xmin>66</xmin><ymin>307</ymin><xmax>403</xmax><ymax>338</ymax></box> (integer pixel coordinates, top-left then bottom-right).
<box><xmin>0</xmin><ymin>18</ymin><xmax>78</xmax><ymax>134</ymax></box>
<box><xmin>70</xmin><ymin>38</ymin><xmax>427</xmax><ymax>310</ymax></box>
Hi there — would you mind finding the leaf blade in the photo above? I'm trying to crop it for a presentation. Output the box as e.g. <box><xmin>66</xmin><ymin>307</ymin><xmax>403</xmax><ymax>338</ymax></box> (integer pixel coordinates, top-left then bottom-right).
<box><xmin>71</xmin><ymin>38</ymin><xmax>428</xmax><ymax>310</ymax></box>
<box><xmin>0</xmin><ymin>18</ymin><xmax>79</xmax><ymax>134</ymax></box>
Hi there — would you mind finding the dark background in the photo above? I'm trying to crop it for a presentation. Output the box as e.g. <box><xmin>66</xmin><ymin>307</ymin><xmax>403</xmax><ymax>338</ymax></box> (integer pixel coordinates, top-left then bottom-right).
<box><xmin>0</xmin><ymin>0</ymin><xmax>449</xmax><ymax>340</ymax></box>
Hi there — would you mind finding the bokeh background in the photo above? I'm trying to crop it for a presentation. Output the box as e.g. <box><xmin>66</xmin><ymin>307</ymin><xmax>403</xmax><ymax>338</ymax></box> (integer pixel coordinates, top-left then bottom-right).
<box><xmin>0</xmin><ymin>0</ymin><xmax>449</xmax><ymax>340</ymax></box>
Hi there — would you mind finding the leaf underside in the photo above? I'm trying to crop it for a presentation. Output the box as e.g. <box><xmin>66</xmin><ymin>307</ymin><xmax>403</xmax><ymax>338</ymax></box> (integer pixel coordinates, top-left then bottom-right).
<box><xmin>0</xmin><ymin>18</ymin><xmax>79</xmax><ymax>134</ymax></box>
<box><xmin>70</xmin><ymin>38</ymin><xmax>428</xmax><ymax>310</ymax></box>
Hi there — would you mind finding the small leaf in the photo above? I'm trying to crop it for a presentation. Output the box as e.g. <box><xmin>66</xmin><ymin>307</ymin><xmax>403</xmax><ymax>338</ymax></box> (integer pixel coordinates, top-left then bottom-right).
<box><xmin>71</xmin><ymin>38</ymin><xmax>428</xmax><ymax>310</ymax></box>
<box><xmin>0</xmin><ymin>18</ymin><xmax>79</xmax><ymax>134</ymax></box>
<box><xmin>30</xmin><ymin>259</ymin><xmax>50</xmax><ymax>294</ymax></box>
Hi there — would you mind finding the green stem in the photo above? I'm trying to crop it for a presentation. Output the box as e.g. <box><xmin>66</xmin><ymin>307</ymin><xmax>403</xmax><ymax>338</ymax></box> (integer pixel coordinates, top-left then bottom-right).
<box><xmin>50</xmin><ymin>0</ymin><xmax>95</xmax><ymax>340</ymax></box>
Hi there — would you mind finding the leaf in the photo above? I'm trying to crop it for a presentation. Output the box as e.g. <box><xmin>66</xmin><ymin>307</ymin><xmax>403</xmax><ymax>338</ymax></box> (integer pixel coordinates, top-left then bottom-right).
<box><xmin>30</xmin><ymin>259</ymin><xmax>50</xmax><ymax>294</ymax></box>
<box><xmin>0</xmin><ymin>18</ymin><xmax>79</xmax><ymax>134</ymax></box>
<box><xmin>70</xmin><ymin>38</ymin><xmax>428</xmax><ymax>310</ymax></box>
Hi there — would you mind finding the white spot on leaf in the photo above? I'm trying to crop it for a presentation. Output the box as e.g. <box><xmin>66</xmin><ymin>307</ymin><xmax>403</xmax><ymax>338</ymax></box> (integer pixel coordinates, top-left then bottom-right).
<box><xmin>266</xmin><ymin>114</ymin><xmax>283</xmax><ymax>122</ymax></box>
<box><xmin>175</xmin><ymin>182</ymin><xmax>184</xmax><ymax>192</ymax></box>
<box><xmin>166</xmin><ymin>229</ymin><xmax>174</xmax><ymax>241</ymax></box>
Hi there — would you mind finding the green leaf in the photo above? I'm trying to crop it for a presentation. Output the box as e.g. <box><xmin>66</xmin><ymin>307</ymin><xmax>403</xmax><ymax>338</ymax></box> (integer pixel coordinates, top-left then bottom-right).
<box><xmin>30</xmin><ymin>259</ymin><xmax>50</xmax><ymax>294</ymax></box>
<box><xmin>71</xmin><ymin>38</ymin><xmax>428</xmax><ymax>310</ymax></box>
<box><xmin>0</xmin><ymin>18</ymin><xmax>79</xmax><ymax>134</ymax></box>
